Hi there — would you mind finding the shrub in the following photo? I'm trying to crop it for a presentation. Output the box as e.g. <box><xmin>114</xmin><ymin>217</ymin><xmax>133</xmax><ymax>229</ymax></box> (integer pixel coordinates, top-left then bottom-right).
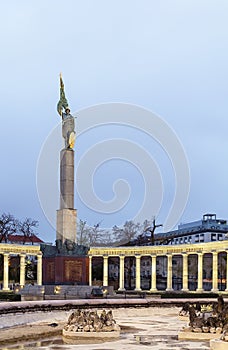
<box><xmin>161</xmin><ymin>292</ymin><xmax>219</xmax><ymax>299</ymax></box>
<box><xmin>0</xmin><ymin>292</ymin><xmax>21</xmax><ymax>301</ymax></box>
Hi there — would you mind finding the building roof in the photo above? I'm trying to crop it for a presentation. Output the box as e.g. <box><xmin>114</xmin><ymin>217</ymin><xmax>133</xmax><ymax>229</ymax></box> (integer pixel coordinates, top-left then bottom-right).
<box><xmin>0</xmin><ymin>234</ymin><xmax>44</xmax><ymax>244</ymax></box>
<box><xmin>154</xmin><ymin>214</ymin><xmax>228</xmax><ymax>242</ymax></box>
<box><xmin>125</xmin><ymin>214</ymin><xmax>228</xmax><ymax>246</ymax></box>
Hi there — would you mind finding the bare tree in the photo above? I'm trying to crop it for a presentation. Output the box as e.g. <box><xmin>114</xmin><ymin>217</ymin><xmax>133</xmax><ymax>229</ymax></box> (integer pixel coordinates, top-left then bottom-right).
<box><xmin>77</xmin><ymin>219</ymin><xmax>91</xmax><ymax>245</ymax></box>
<box><xmin>0</xmin><ymin>213</ymin><xmax>17</xmax><ymax>243</ymax></box>
<box><xmin>77</xmin><ymin>220</ymin><xmax>107</xmax><ymax>246</ymax></box>
<box><xmin>87</xmin><ymin>222</ymin><xmax>104</xmax><ymax>246</ymax></box>
<box><xmin>112</xmin><ymin>220</ymin><xmax>141</xmax><ymax>245</ymax></box>
<box><xmin>77</xmin><ymin>218</ymin><xmax>162</xmax><ymax>248</ymax></box>
<box><xmin>18</xmin><ymin>218</ymin><xmax>39</xmax><ymax>245</ymax></box>
<box><xmin>145</xmin><ymin>217</ymin><xmax>163</xmax><ymax>245</ymax></box>
<box><xmin>100</xmin><ymin>230</ymin><xmax>115</xmax><ymax>246</ymax></box>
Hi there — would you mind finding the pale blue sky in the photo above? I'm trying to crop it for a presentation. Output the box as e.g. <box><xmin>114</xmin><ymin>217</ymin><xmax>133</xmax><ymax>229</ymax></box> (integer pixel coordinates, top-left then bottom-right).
<box><xmin>1</xmin><ymin>0</ymin><xmax>228</xmax><ymax>242</ymax></box>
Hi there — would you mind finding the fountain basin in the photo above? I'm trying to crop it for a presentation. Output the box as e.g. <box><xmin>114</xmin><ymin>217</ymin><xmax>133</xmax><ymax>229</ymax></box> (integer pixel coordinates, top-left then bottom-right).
<box><xmin>210</xmin><ymin>339</ymin><xmax>228</xmax><ymax>349</ymax></box>
<box><xmin>62</xmin><ymin>328</ymin><xmax>120</xmax><ymax>338</ymax></box>
<box><xmin>179</xmin><ymin>331</ymin><xmax>221</xmax><ymax>341</ymax></box>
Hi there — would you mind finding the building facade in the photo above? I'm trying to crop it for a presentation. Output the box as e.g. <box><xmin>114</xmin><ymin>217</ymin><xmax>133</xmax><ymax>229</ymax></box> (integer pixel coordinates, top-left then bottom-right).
<box><xmin>142</xmin><ymin>214</ymin><xmax>228</xmax><ymax>246</ymax></box>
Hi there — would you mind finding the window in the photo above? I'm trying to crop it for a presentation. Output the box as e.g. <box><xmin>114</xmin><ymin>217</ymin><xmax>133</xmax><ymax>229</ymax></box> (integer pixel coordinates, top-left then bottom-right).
<box><xmin>200</xmin><ymin>234</ymin><xmax>204</xmax><ymax>243</ymax></box>
<box><xmin>211</xmin><ymin>233</ymin><xmax>217</xmax><ymax>241</ymax></box>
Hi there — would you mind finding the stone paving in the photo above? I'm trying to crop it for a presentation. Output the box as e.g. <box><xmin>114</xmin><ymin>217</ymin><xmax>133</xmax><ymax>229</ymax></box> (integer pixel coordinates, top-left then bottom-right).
<box><xmin>0</xmin><ymin>303</ymin><xmax>212</xmax><ymax>350</ymax></box>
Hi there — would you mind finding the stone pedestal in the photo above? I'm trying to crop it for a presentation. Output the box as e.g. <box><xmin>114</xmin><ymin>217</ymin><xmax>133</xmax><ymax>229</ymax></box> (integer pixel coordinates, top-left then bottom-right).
<box><xmin>56</xmin><ymin>209</ymin><xmax>77</xmax><ymax>242</ymax></box>
<box><xmin>42</xmin><ymin>256</ymin><xmax>89</xmax><ymax>284</ymax></box>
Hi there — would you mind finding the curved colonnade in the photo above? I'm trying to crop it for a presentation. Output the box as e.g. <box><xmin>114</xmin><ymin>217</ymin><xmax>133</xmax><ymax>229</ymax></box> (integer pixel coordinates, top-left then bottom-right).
<box><xmin>0</xmin><ymin>243</ymin><xmax>42</xmax><ymax>290</ymax></box>
<box><xmin>89</xmin><ymin>241</ymin><xmax>228</xmax><ymax>292</ymax></box>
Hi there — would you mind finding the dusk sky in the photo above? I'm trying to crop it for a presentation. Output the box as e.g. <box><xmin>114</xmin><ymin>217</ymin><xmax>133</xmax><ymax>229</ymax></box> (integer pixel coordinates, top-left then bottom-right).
<box><xmin>1</xmin><ymin>1</ymin><xmax>228</xmax><ymax>243</ymax></box>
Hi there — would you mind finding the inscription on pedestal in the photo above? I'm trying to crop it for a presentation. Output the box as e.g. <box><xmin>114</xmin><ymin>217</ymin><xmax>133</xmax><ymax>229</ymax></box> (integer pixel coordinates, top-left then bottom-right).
<box><xmin>46</xmin><ymin>262</ymin><xmax>55</xmax><ymax>281</ymax></box>
<box><xmin>64</xmin><ymin>260</ymin><xmax>82</xmax><ymax>282</ymax></box>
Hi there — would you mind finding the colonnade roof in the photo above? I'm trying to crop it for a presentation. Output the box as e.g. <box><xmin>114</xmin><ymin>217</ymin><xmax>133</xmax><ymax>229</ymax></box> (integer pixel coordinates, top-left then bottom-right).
<box><xmin>89</xmin><ymin>240</ymin><xmax>228</xmax><ymax>256</ymax></box>
<box><xmin>0</xmin><ymin>243</ymin><xmax>42</xmax><ymax>255</ymax></box>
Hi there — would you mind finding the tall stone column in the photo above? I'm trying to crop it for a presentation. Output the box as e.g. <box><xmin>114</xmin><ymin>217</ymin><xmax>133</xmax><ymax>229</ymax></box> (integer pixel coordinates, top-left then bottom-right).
<box><xmin>135</xmin><ymin>255</ymin><xmax>141</xmax><ymax>291</ymax></box>
<box><xmin>37</xmin><ymin>254</ymin><xmax>42</xmax><ymax>286</ymax></box>
<box><xmin>196</xmin><ymin>253</ymin><xmax>203</xmax><ymax>292</ymax></box>
<box><xmin>19</xmin><ymin>254</ymin><xmax>26</xmax><ymax>287</ymax></box>
<box><xmin>89</xmin><ymin>256</ymin><xmax>92</xmax><ymax>286</ymax></box>
<box><xmin>150</xmin><ymin>255</ymin><xmax>157</xmax><ymax>292</ymax></box>
<box><xmin>103</xmin><ymin>255</ymin><xmax>108</xmax><ymax>286</ymax></box>
<box><xmin>118</xmin><ymin>255</ymin><xmax>125</xmax><ymax>291</ymax></box>
<box><xmin>56</xmin><ymin>149</ymin><xmax>77</xmax><ymax>243</ymax></box>
<box><xmin>3</xmin><ymin>253</ymin><xmax>9</xmax><ymax>291</ymax></box>
<box><xmin>182</xmin><ymin>253</ymin><xmax>189</xmax><ymax>292</ymax></box>
<box><xmin>166</xmin><ymin>254</ymin><xmax>173</xmax><ymax>291</ymax></box>
<box><xmin>212</xmin><ymin>251</ymin><xmax>218</xmax><ymax>292</ymax></box>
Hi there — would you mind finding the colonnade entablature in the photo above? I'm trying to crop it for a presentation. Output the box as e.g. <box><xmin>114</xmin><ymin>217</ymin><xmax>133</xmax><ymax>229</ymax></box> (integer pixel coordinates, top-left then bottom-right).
<box><xmin>88</xmin><ymin>241</ymin><xmax>228</xmax><ymax>293</ymax></box>
<box><xmin>0</xmin><ymin>243</ymin><xmax>42</xmax><ymax>291</ymax></box>
<box><xmin>89</xmin><ymin>240</ymin><xmax>228</xmax><ymax>257</ymax></box>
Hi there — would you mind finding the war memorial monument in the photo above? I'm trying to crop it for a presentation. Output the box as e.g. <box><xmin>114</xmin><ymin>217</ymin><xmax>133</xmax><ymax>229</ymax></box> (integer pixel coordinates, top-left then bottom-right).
<box><xmin>41</xmin><ymin>75</ymin><xmax>89</xmax><ymax>285</ymax></box>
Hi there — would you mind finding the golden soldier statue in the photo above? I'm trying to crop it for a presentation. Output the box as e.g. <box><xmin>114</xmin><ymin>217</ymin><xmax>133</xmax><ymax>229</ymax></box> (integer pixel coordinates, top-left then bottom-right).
<box><xmin>57</xmin><ymin>73</ymin><xmax>76</xmax><ymax>149</ymax></box>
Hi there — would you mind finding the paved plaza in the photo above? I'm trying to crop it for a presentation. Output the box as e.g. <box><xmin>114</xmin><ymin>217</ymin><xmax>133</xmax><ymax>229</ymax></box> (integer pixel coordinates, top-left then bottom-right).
<box><xmin>0</xmin><ymin>305</ymin><xmax>212</xmax><ymax>350</ymax></box>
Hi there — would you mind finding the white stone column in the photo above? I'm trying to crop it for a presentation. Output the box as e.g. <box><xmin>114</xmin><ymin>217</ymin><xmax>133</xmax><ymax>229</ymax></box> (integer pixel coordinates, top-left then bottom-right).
<box><xmin>37</xmin><ymin>254</ymin><xmax>42</xmax><ymax>286</ymax></box>
<box><xmin>225</xmin><ymin>251</ymin><xmax>228</xmax><ymax>292</ymax></box>
<box><xmin>19</xmin><ymin>254</ymin><xmax>26</xmax><ymax>287</ymax></box>
<box><xmin>118</xmin><ymin>255</ymin><xmax>125</xmax><ymax>291</ymax></box>
<box><xmin>196</xmin><ymin>253</ymin><xmax>203</xmax><ymax>292</ymax></box>
<box><xmin>212</xmin><ymin>251</ymin><xmax>219</xmax><ymax>292</ymax></box>
<box><xmin>103</xmin><ymin>255</ymin><xmax>108</xmax><ymax>286</ymax></box>
<box><xmin>166</xmin><ymin>254</ymin><xmax>173</xmax><ymax>291</ymax></box>
<box><xmin>150</xmin><ymin>255</ymin><xmax>157</xmax><ymax>292</ymax></box>
<box><xmin>3</xmin><ymin>253</ymin><xmax>10</xmax><ymax>291</ymax></box>
<box><xmin>135</xmin><ymin>255</ymin><xmax>141</xmax><ymax>291</ymax></box>
<box><xmin>182</xmin><ymin>253</ymin><xmax>189</xmax><ymax>292</ymax></box>
<box><xmin>89</xmin><ymin>256</ymin><xmax>92</xmax><ymax>286</ymax></box>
